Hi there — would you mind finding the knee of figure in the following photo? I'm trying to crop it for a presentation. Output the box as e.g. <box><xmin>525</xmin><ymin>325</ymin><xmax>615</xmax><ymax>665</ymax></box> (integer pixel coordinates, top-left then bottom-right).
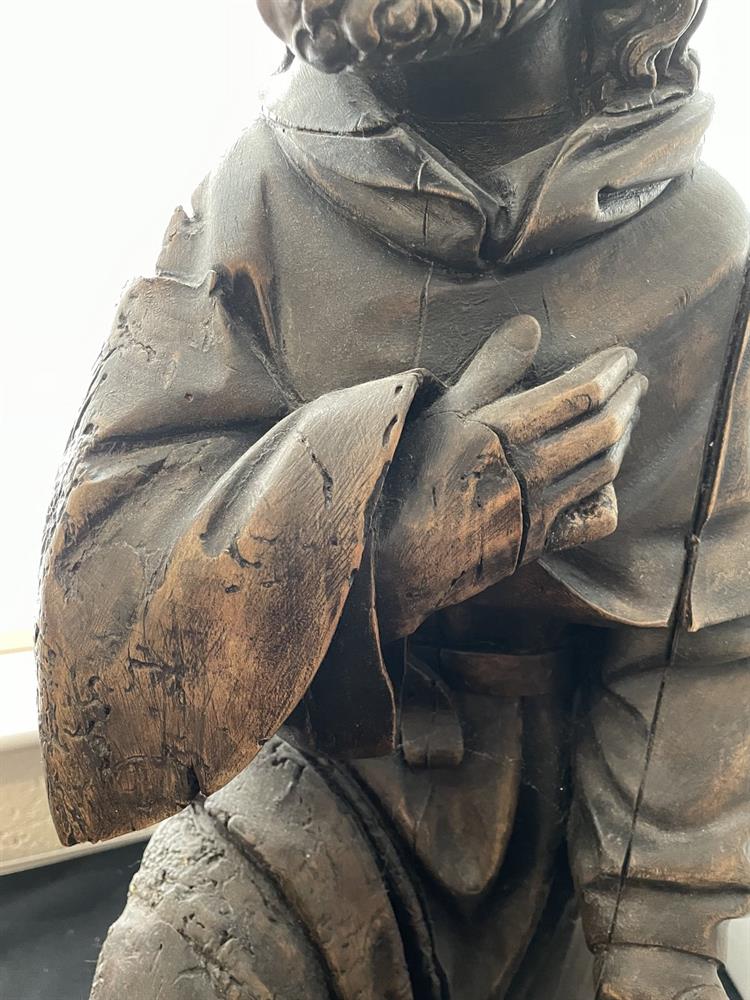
<box><xmin>90</xmin><ymin>799</ymin><xmax>331</xmax><ymax>999</ymax></box>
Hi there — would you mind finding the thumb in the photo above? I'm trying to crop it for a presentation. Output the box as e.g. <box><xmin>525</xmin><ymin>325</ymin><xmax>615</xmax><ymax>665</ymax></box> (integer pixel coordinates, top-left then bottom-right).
<box><xmin>445</xmin><ymin>315</ymin><xmax>541</xmax><ymax>414</ymax></box>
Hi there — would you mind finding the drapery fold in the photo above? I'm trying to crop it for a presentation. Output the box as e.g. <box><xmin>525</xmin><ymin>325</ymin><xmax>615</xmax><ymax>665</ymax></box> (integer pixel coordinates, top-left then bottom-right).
<box><xmin>37</xmin><ymin>272</ymin><xmax>428</xmax><ymax>845</ymax></box>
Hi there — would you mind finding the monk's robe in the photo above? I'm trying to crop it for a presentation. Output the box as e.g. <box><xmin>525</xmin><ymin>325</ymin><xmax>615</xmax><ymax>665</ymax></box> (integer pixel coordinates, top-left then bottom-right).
<box><xmin>39</xmin><ymin>61</ymin><xmax>749</xmax><ymax>999</ymax></box>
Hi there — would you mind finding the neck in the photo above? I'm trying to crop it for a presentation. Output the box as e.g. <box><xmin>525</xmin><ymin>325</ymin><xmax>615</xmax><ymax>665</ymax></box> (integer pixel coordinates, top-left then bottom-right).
<box><xmin>370</xmin><ymin>0</ymin><xmax>583</xmax><ymax>124</ymax></box>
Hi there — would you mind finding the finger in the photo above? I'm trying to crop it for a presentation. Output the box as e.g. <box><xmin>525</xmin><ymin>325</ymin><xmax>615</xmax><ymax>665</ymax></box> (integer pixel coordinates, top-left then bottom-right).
<box><xmin>545</xmin><ymin>421</ymin><xmax>633</xmax><ymax>514</ymax></box>
<box><xmin>477</xmin><ymin>345</ymin><xmax>638</xmax><ymax>444</ymax></box>
<box><xmin>531</xmin><ymin>373</ymin><xmax>646</xmax><ymax>483</ymax></box>
<box><xmin>442</xmin><ymin>315</ymin><xmax>541</xmax><ymax>414</ymax></box>
<box><xmin>545</xmin><ymin>485</ymin><xmax>619</xmax><ymax>553</ymax></box>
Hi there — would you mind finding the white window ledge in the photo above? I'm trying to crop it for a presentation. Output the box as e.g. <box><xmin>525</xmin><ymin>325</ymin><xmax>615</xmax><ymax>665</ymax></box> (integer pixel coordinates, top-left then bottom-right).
<box><xmin>0</xmin><ymin>646</ymin><xmax>151</xmax><ymax>876</ymax></box>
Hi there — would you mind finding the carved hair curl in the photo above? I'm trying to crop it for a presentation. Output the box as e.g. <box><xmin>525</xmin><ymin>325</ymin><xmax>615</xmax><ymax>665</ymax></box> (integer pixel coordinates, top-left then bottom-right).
<box><xmin>258</xmin><ymin>0</ymin><xmax>708</xmax><ymax>97</ymax></box>
<box><xmin>587</xmin><ymin>0</ymin><xmax>707</xmax><ymax>98</ymax></box>
<box><xmin>258</xmin><ymin>0</ymin><xmax>491</xmax><ymax>73</ymax></box>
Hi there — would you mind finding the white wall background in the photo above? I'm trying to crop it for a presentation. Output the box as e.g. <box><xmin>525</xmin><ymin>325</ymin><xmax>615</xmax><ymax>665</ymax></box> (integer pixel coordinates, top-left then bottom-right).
<box><xmin>0</xmin><ymin>1</ymin><xmax>748</xmax><ymax>635</ymax></box>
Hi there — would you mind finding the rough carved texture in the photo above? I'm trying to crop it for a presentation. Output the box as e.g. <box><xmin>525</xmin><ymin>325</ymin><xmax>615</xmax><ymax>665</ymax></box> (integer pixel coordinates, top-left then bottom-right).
<box><xmin>38</xmin><ymin>1</ymin><xmax>750</xmax><ymax>997</ymax></box>
<box><xmin>39</xmin><ymin>365</ymin><xmax>425</xmax><ymax>843</ymax></box>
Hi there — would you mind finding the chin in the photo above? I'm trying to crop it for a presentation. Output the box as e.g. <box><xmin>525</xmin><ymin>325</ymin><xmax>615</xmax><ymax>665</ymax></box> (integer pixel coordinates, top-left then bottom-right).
<box><xmin>257</xmin><ymin>0</ymin><xmax>558</xmax><ymax>74</ymax></box>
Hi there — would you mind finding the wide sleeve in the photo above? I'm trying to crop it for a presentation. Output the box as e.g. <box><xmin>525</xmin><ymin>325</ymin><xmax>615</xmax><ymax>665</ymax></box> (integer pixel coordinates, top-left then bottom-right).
<box><xmin>37</xmin><ymin>269</ymin><xmax>425</xmax><ymax>845</ymax></box>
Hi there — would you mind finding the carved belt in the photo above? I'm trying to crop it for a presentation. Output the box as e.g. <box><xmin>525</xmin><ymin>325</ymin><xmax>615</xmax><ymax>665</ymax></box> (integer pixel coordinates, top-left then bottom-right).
<box><xmin>400</xmin><ymin>645</ymin><xmax>568</xmax><ymax>769</ymax></box>
<box><xmin>353</xmin><ymin>644</ymin><xmax>571</xmax><ymax>899</ymax></box>
<box><xmin>438</xmin><ymin>647</ymin><xmax>567</xmax><ymax>698</ymax></box>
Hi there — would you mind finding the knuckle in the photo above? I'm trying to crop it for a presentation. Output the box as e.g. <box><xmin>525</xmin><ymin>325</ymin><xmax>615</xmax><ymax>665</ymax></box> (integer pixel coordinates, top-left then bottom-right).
<box><xmin>596</xmin><ymin>509</ymin><xmax>618</xmax><ymax>538</ymax></box>
<box><xmin>606</xmin><ymin>346</ymin><xmax>636</xmax><ymax>373</ymax></box>
<box><xmin>602</xmin><ymin>455</ymin><xmax>617</xmax><ymax>481</ymax></box>
<box><xmin>624</xmin><ymin>373</ymin><xmax>644</xmax><ymax>400</ymax></box>
<box><xmin>599</xmin><ymin>412</ymin><xmax>622</xmax><ymax>442</ymax></box>
<box><xmin>601</xmin><ymin>345</ymin><xmax>628</xmax><ymax>369</ymax></box>
<box><xmin>577</xmin><ymin>378</ymin><xmax>602</xmax><ymax>410</ymax></box>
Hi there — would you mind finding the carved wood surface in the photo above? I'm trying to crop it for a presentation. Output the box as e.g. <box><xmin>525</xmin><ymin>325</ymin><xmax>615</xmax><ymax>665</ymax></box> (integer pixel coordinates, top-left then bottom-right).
<box><xmin>38</xmin><ymin>2</ymin><xmax>750</xmax><ymax>997</ymax></box>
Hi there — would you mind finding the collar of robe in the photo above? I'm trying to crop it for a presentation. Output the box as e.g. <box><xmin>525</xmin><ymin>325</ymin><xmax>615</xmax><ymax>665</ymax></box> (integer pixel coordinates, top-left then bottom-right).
<box><xmin>263</xmin><ymin>62</ymin><xmax>713</xmax><ymax>272</ymax></box>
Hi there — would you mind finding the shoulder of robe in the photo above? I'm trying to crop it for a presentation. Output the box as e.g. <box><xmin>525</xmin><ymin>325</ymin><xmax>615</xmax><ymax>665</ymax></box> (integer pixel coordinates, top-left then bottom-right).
<box><xmin>78</xmin><ymin>269</ymin><xmax>291</xmax><ymax>446</ymax></box>
<box><xmin>78</xmin><ymin>118</ymin><xmax>301</xmax><ymax>448</ymax></box>
<box><xmin>634</xmin><ymin>165</ymin><xmax>749</xmax><ymax>305</ymax></box>
<box><xmin>564</xmin><ymin>163</ymin><xmax>750</xmax><ymax>371</ymax></box>
<box><xmin>156</xmin><ymin>117</ymin><xmax>295</xmax><ymax>290</ymax></box>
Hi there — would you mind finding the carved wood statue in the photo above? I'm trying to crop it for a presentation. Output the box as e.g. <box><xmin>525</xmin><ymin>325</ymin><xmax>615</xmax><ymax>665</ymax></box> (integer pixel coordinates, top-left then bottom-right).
<box><xmin>37</xmin><ymin>1</ymin><xmax>749</xmax><ymax>997</ymax></box>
